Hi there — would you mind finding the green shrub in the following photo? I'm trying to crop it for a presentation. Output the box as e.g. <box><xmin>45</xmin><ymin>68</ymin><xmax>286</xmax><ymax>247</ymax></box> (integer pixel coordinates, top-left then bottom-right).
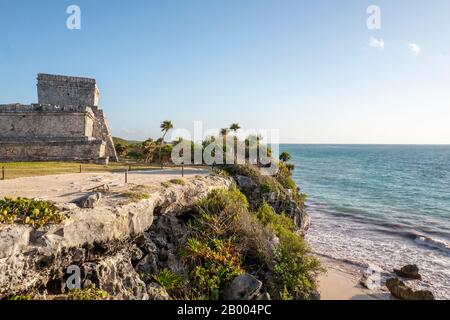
<box><xmin>221</xmin><ymin>165</ymin><xmax>261</xmax><ymax>181</ymax></box>
<box><xmin>121</xmin><ymin>191</ymin><xmax>150</xmax><ymax>202</ymax></box>
<box><xmin>67</xmin><ymin>287</ymin><xmax>109</xmax><ymax>300</ymax></box>
<box><xmin>169</xmin><ymin>179</ymin><xmax>186</xmax><ymax>186</ymax></box>
<box><xmin>256</xmin><ymin>203</ymin><xmax>322</xmax><ymax>299</ymax></box>
<box><xmin>212</xmin><ymin>169</ymin><xmax>230</xmax><ymax>178</ymax></box>
<box><xmin>0</xmin><ymin>197</ymin><xmax>65</xmax><ymax>228</ymax></box>
<box><xmin>182</xmin><ymin>237</ymin><xmax>243</xmax><ymax>300</ymax></box>
<box><xmin>270</xmin><ymin>226</ymin><xmax>321</xmax><ymax>300</ymax></box>
<box><xmin>161</xmin><ymin>182</ymin><xmax>171</xmax><ymax>188</ymax></box>
<box><xmin>7</xmin><ymin>294</ymin><xmax>34</xmax><ymax>300</ymax></box>
<box><xmin>256</xmin><ymin>202</ymin><xmax>295</xmax><ymax>233</ymax></box>
<box><xmin>181</xmin><ymin>188</ymin><xmax>270</xmax><ymax>300</ymax></box>
<box><xmin>155</xmin><ymin>268</ymin><xmax>185</xmax><ymax>298</ymax></box>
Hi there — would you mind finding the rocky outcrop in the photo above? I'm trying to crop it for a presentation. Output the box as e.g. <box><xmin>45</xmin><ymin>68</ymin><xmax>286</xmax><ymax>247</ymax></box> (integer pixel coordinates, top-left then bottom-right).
<box><xmin>0</xmin><ymin>175</ymin><xmax>231</xmax><ymax>299</ymax></box>
<box><xmin>222</xmin><ymin>274</ymin><xmax>263</xmax><ymax>300</ymax></box>
<box><xmin>232</xmin><ymin>172</ymin><xmax>310</xmax><ymax>233</ymax></box>
<box><xmin>394</xmin><ymin>264</ymin><xmax>422</xmax><ymax>280</ymax></box>
<box><xmin>386</xmin><ymin>278</ymin><xmax>435</xmax><ymax>300</ymax></box>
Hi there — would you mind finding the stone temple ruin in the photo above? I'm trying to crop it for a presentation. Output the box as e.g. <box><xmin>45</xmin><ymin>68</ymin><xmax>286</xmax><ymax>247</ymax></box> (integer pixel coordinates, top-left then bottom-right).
<box><xmin>0</xmin><ymin>74</ymin><xmax>118</xmax><ymax>163</ymax></box>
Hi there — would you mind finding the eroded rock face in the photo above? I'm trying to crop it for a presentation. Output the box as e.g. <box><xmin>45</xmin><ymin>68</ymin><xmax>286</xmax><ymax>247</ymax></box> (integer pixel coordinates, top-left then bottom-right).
<box><xmin>0</xmin><ymin>176</ymin><xmax>231</xmax><ymax>299</ymax></box>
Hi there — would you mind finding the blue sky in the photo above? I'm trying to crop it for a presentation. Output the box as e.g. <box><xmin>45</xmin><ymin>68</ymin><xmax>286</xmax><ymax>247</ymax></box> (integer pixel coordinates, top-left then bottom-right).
<box><xmin>1</xmin><ymin>0</ymin><xmax>449</xmax><ymax>143</ymax></box>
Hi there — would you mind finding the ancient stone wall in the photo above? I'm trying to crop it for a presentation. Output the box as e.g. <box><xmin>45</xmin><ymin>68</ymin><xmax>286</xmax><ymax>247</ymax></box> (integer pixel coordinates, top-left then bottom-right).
<box><xmin>0</xmin><ymin>104</ymin><xmax>94</xmax><ymax>139</ymax></box>
<box><xmin>0</xmin><ymin>74</ymin><xmax>117</xmax><ymax>163</ymax></box>
<box><xmin>91</xmin><ymin>107</ymin><xmax>119</xmax><ymax>161</ymax></box>
<box><xmin>37</xmin><ymin>74</ymin><xmax>99</xmax><ymax>107</ymax></box>
<box><xmin>0</xmin><ymin>140</ymin><xmax>106</xmax><ymax>162</ymax></box>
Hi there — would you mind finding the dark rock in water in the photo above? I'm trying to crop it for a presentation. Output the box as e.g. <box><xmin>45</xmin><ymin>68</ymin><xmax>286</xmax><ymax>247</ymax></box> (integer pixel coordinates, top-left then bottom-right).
<box><xmin>75</xmin><ymin>192</ymin><xmax>101</xmax><ymax>208</ymax></box>
<box><xmin>394</xmin><ymin>264</ymin><xmax>422</xmax><ymax>280</ymax></box>
<box><xmin>222</xmin><ymin>274</ymin><xmax>262</xmax><ymax>300</ymax></box>
<box><xmin>386</xmin><ymin>278</ymin><xmax>434</xmax><ymax>300</ymax></box>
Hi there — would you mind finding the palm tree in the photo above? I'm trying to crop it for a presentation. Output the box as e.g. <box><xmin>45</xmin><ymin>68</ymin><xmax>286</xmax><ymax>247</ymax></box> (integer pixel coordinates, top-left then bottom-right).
<box><xmin>229</xmin><ymin>123</ymin><xmax>240</xmax><ymax>165</ymax></box>
<box><xmin>279</xmin><ymin>151</ymin><xmax>291</xmax><ymax>164</ymax></box>
<box><xmin>159</xmin><ymin>120</ymin><xmax>174</xmax><ymax>168</ymax></box>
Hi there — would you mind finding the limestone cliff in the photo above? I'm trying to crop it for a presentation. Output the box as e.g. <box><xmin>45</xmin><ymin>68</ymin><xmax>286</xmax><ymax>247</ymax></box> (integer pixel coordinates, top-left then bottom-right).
<box><xmin>0</xmin><ymin>175</ymin><xmax>231</xmax><ymax>299</ymax></box>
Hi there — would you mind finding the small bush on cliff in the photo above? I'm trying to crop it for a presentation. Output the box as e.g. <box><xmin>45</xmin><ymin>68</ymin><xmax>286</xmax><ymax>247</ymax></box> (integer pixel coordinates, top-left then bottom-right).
<box><xmin>7</xmin><ymin>294</ymin><xmax>34</xmax><ymax>300</ymax></box>
<box><xmin>183</xmin><ymin>237</ymin><xmax>243</xmax><ymax>300</ymax></box>
<box><xmin>180</xmin><ymin>188</ymin><xmax>272</xmax><ymax>299</ymax></box>
<box><xmin>0</xmin><ymin>197</ymin><xmax>65</xmax><ymax>228</ymax></box>
<box><xmin>67</xmin><ymin>287</ymin><xmax>109</xmax><ymax>300</ymax></box>
<box><xmin>256</xmin><ymin>203</ymin><xmax>321</xmax><ymax>300</ymax></box>
<box><xmin>169</xmin><ymin>178</ymin><xmax>186</xmax><ymax>186</ymax></box>
<box><xmin>155</xmin><ymin>269</ymin><xmax>185</xmax><ymax>297</ymax></box>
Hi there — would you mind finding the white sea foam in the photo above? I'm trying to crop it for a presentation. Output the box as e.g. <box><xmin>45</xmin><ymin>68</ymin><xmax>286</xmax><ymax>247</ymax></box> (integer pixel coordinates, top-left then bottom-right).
<box><xmin>305</xmin><ymin>206</ymin><xmax>450</xmax><ymax>300</ymax></box>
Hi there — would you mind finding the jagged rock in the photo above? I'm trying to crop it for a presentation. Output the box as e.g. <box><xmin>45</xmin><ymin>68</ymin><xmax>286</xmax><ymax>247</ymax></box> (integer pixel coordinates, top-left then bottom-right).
<box><xmin>130</xmin><ymin>246</ymin><xmax>144</xmax><ymax>261</ymax></box>
<box><xmin>134</xmin><ymin>234</ymin><xmax>157</xmax><ymax>254</ymax></box>
<box><xmin>76</xmin><ymin>192</ymin><xmax>102</xmax><ymax>208</ymax></box>
<box><xmin>394</xmin><ymin>264</ymin><xmax>422</xmax><ymax>280</ymax></box>
<box><xmin>147</xmin><ymin>282</ymin><xmax>170</xmax><ymax>300</ymax></box>
<box><xmin>135</xmin><ymin>254</ymin><xmax>158</xmax><ymax>275</ymax></box>
<box><xmin>386</xmin><ymin>278</ymin><xmax>435</xmax><ymax>300</ymax></box>
<box><xmin>360</xmin><ymin>264</ymin><xmax>384</xmax><ymax>290</ymax></box>
<box><xmin>82</xmin><ymin>250</ymin><xmax>148</xmax><ymax>300</ymax></box>
<box><xmin>222</xmin><ymin>274</ymin><xmax>262</xmax><ymax>300</ymax></box>
<box><xmin>235</xmin><ymin>175</ymin><xmax>257</xmax><ymax>189</ymax></box>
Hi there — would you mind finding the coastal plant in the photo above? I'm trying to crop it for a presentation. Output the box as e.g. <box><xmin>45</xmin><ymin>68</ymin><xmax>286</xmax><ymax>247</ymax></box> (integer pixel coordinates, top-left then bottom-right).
<box><xmin>169</xmin><ymin>178</ymin><xmax>186</xmax><ymax>186</ymax></box>
<box><xmin>121</xmin><ymin>191</ymin><xmax>150</xmax><ymax>202</ymax></box>
<box><xmin>7</xmin><ymin>294</ymin><xmax>34</xmax><ymax>300</ymax></box>
<box><xmin>155</xmin><ymin>268</ymin><xmax>185</xmax><ymax>298</ymax></box>
<box><xmin>67</xmin><ymin>287</ymin><xmax>109</xmax><ymax>300</ymax></box>
<box><xmin>181</xmin><ymin>188</ymin><xmax>274</xmax><ymax>299</ymax></box>
<box><xmin>0</xmin><ymin>197</ymin><xmax>65</xmax><ymax>228</ymax></box>
<box><xmin>182</xmin><ymin>237</ymin><xmax>243</xmax><ymax>300</ymax></box>
<box><xmin>256</xmin><ymin>203</ymin><xmax>322</xmax><ymax>300</ymax></box>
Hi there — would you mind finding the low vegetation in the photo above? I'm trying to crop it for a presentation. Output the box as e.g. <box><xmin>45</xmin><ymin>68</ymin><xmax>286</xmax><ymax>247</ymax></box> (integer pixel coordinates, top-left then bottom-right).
<box><xmin>0</xmin><ymin>197</ymin><xmax>65</xmax><ymax>228</ymax></box>
<box><xmin>121</xmin><ymin>191</ymin><xmax>150</xmax><ymax>202</ymax></box>
<box><xmin>151</xmin><ymin>186</ymin><xmax>320</xmax><ymax>300</ymax></box>
<box><xmin>169</xmin><ymin>179</ymin><xmax>186</xmax><ymax>186</ymax></box>
<box><xmin>67</xmin><ymin>287</ymin><xmax>110</xmax><ymax>300</ymax></box>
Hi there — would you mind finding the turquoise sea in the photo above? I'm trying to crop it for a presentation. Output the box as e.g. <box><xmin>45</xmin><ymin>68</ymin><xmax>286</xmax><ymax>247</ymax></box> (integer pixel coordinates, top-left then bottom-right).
<box><xmin>280</xmin><ymin>145</ymin><xmax>450</xmax><ymax>299</ymax></box>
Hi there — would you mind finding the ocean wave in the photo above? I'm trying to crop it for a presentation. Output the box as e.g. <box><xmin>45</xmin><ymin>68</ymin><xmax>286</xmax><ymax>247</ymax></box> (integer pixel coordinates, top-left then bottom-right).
<box><xmin>414</xmin><ymin>235</ymin><xmax>450</xmax><ymax>255</ymax></box>
<box><xmin>306</xmin><ymin>201</ymin><xmax>450</xmax><ymax>247</ymax></box>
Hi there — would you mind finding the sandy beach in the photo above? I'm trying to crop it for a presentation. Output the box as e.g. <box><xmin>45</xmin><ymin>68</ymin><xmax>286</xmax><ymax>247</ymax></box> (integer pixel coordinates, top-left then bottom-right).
<box><xmin>317</xmin><ymin>255</ymin><xmax>391</xmax><ymax>300</ymax></box>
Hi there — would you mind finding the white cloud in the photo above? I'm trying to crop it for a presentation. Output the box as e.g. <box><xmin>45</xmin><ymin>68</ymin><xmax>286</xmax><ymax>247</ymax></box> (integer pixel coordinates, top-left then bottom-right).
<box><xmin>369</xmin><ymin>37</ymin><xmax>385</xmax><ymax>50</ymax></box>
<box><xmin>408</xmin><ymin>43</ymin><xmax>421</xmax><ymax>54</ymax></box>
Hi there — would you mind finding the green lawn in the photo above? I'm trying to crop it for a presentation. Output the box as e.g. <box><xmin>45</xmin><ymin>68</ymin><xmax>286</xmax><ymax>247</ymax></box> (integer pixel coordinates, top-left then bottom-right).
<box><xmin>0</xmin><ymin>162</ymin><xmax>162</xmax><ymax>180</ymax></box>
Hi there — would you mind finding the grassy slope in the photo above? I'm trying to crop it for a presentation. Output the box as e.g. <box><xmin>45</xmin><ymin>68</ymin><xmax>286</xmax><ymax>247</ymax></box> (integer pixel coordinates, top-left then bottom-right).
<box><xmin>112</xmin><ymin>137</ymin><xmax>142</xmax><ymax>146</ymax></box>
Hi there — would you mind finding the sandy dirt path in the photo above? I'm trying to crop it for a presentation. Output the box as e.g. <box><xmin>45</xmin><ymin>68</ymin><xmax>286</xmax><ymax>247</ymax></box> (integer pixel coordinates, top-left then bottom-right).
<box><xmin>0</xmin><ymin>168</ymin><xmax>209</xmax><ymax>203</ymax></box>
